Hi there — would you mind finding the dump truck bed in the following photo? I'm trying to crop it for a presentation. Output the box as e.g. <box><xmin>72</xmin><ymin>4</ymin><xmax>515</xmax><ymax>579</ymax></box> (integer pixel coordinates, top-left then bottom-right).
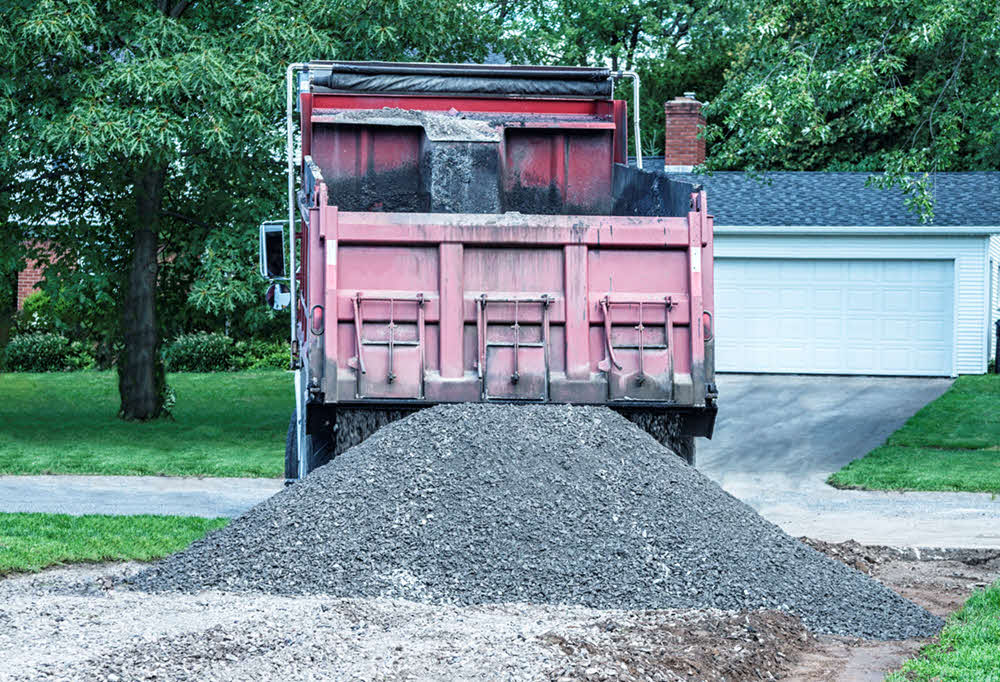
<box><xmin>300</xmin><ymin>163</ymin><xmax>714</xmax><ymax>429</ymax></box>
<box><xmin>287</xmin><ymin>62</ymin><xmax>716</xmax><ymax>472</ymax></box>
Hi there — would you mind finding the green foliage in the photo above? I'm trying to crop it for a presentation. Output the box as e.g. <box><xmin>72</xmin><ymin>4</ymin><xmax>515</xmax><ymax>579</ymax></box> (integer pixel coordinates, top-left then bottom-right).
<box><xmin>232</xmin><ymin>339</ymin><xmax>289</xmax><ymax>371</ymax></box>
<box><xmin>0</xmin><ymin>0</ymin><xmax>507</xmax><ymax>417</ymax></box>
<box><xmin>163</xmin><ymin>332</ymin><xmax>234</xmax><ymax>372</ymax></box>
<box><xmin>163</xmin><ymin>333</ymin><xmax>288</xmax><ymax>371</ymax></box>
<box><xmin>702</xmin><ymin>0</ymin><xmax>999</xmax><ymax>219</ymax></box>
<box><xmin>2</xmin><ymin>333</ymin><xmax>95</xmax><ymax>372</ymax></box>
<box><xmin>510</xmin><ymin>0</ymin><xmax>735</xmax><ymax>157</ymax></box>
<box><xmin>0</xmin><ymin>371</ymin><xmax>290</xmax><ymax>477</ymax></box>
<box><xmin>0</xmin><ymin>513</ymin><xmax>228</xmax><ymax>575</ymax></box>
<box><xmin>11</xmin><ymin>290</ymin><xmax>69</xmax><ymax>335</ymax></box>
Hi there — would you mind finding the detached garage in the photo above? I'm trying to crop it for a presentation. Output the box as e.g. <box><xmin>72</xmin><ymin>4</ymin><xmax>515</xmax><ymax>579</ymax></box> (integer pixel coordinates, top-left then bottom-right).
<box><xmin>668</xmin><ymin>172</ymin><xmax>1000</xmax><ymax>377</ymax></box>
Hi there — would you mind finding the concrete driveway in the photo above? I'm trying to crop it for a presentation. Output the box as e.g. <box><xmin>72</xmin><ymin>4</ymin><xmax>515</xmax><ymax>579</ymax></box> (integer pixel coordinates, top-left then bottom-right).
<box><xmin>698</xmin><ymin>374</ymin><xmax>1000</xmax><ymax>548</ymax></box>
<box><xmin>0</xmin><ymin>475</ymin><xmax>283</xmax><ymax>518</ymax></box>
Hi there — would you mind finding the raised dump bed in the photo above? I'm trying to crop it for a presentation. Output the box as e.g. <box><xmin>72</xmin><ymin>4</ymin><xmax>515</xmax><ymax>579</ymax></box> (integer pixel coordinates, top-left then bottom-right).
<box><xmin>262</xmin><ymin>62</ymin><xmax>716</xmax><ymax>478</ymax></box>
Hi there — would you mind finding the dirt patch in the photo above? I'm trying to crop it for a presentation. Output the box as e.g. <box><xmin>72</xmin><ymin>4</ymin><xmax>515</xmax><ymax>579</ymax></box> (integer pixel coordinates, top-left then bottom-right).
<box><xmin>783</xmin><ymin>539</ymin><xmax>1000</xmax><ymax>681</ymax></box>
<box><xmin>544</xmin><ymin>609</ymin><xmax>815</xmax><ymax>681</ymax></box>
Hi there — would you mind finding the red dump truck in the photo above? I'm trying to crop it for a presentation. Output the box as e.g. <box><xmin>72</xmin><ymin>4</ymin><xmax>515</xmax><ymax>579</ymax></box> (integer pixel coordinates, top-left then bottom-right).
<box><xmin>259</xmin><ymin>61</ymin><xmax>716</xmax><ymax>482</ymax></box>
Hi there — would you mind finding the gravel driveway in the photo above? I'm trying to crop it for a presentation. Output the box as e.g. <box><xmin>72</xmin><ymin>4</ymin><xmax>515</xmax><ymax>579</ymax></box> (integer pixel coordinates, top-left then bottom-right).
<box><xmin>698</xmin><ymin>374</ymin><xmax>1000</xmax><ymax>548</ymax></box>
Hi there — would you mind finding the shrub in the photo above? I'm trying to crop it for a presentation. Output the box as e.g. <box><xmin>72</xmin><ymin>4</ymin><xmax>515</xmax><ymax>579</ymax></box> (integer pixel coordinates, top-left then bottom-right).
<box><xmin>13</xmin><ymin>291</ymin><xmax>56</xmax><ymax>335</ymax></box>
<box><xmin>163</xmin><ymin>332</ymin><xmax>234</xmax><ymax>372</ymax></box>
<box><xmin>2</xmin><ymin>333</ymin><xmax>95</xmax><ymax>372</ymax></box>
<box><xmin>232</xmin><ymin>339</ymin><xmax>289</xmax><ymax>371</ymax></box>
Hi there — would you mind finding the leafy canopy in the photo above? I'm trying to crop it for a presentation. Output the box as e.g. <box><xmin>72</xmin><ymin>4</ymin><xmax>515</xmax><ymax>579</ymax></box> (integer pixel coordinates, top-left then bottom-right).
<box><xmin>0</xmin><ymin>0</ymin><xmax>505</xmax><ymax>338</ymax></box>
<box><xmin>702</xmin><ymin>0</ymin><xmax>999</xmax><ymax>216</ymax></box>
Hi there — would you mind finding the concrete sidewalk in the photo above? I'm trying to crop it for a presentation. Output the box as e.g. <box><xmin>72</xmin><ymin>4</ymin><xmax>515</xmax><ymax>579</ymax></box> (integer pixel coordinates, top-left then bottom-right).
<box><xmin>0</xmin><ymin>475</ymin><xmax>283</xmax><ymax>518</ymax></box>
<box><xmin>706</xmin><ymin>471</ymin><xmax>1000</xmax><ymax>548</ymax></box>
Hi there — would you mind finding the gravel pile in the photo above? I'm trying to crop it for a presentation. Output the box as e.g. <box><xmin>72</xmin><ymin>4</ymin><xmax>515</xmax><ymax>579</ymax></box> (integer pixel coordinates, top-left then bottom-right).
<box><xmin>132</xmin><ymin>404</ymin><xmax>942</xmax><ymax>640</ymax></box>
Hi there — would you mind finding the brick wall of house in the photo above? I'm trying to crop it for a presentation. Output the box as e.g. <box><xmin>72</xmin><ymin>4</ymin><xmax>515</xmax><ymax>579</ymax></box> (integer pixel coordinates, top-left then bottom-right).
<box><xmin>16</xmin><ymin>246</ymin><xmax>50</xmax><ymax>310</ymax></box>
<box><xmin>664</xmin><ymin>94</ymin><xmax>706</xmax><ymax>173</ymax></box>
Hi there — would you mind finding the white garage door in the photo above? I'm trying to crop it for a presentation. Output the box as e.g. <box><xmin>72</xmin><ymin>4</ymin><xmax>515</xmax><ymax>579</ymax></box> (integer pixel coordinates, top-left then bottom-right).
<box><xmin>715</xmin><ymin>259</ymin><xmax>954</xmax><ymax>375</ymax></box>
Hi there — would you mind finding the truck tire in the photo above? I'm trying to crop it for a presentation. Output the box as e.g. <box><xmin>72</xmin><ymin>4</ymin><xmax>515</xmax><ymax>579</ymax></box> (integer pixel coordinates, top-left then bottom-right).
<box><xmin>285</xmin><ymin>409</ymin><xmax>336</xmax><ymax>484</ymax></box>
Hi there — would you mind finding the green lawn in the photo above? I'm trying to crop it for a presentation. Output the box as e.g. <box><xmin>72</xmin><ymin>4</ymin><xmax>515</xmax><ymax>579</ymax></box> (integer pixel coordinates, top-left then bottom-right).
<box><xmin>886</xmin><ymin>580</ymin><xmax>1000</xmax><ymax>681</ymax></box>
<box><xmin>828</xmin><ymin>375</ymin><xmax>1000</xmax><ymax>493</ymax></box>
<box><xmin>0</xmin><ymin>512</ymin><xmax>227</xmax><ymax>574</ymax></box>
<box><xmin>0</xmin><ymin>371</ymin><xmax>291</xmax><ymax>477</ymax></box>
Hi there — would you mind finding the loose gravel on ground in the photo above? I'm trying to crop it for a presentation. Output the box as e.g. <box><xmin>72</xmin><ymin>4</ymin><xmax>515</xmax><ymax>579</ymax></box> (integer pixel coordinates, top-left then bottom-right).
<box><xmin>0</xmin><ymin>564</ymin><xmax>815</xmax><ymax>682</ymax></box>
<box><xmin>132</xmin><ymin>404</ymin><xmax>943</xmax><ymax>640</ymax></box>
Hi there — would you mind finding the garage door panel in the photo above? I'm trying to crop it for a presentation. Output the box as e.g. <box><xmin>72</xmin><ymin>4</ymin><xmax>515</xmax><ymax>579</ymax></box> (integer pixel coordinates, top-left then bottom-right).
<box><xmin>716</xmin><ymin>258</ymin><xmax>953</xmax><ymax>376</ymax></box>
<box><xmin>883</xmin><ymin>289</ymin><xmax>914</xmax><ymax>312</ymax></box>
<box><xmin>814</xmin><ymin>317</ymin><xmax>842</xmax><ymax>338</ymax></box>
<box><xmin>849</xmin><ymin>261</ymin><xmax>879</xmax><ymax>281</ymax></box>
<box><xmin>916</xmin><ymin>320</ymin><xmax>943</xmax><ymax>341</ymax></box>
<box><xmin>881</xmin><ymin>318</ymin><xmax>911</xmax><ymax>341</ymax></box>
<box><xmin>916</xmin><ymin>260</ymin><xmax>952</xmax><ymax>281</ymax></box>
<box><xmin>813</xmin><ymin>346</ymin><xmax>843</xmax><ymax>371</ymax></box>
<box><xmin>846</xmin><ymin>317</ymin><xmax>877</xmax><ymax>341</ymax></box>
<box><xmin>883</xmin><ymin>261</ymin><xmax>914</xmax><ymax>281</ymax></box>
<box><xmin>777</xmin><ymin>317</ymin><xmax>808</xmax><ymax>337</ymax></box>
<box><xmin>846</xmin><ymin>289</ymin><xmax>877</xmax><ymax>311</ymax></box>
<box><xmin>918</xmin><ymin>290</ymin><xmax>949</xmax><ymax>312</ymax></box>
<box><xmin>845</xmin><ymin>348</ymin><xmax>876</xmax><ymax>371</ymax></box>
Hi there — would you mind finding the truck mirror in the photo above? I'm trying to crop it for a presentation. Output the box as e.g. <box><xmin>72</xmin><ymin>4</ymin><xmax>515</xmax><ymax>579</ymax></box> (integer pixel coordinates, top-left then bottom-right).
<box><xmin>266</xmin><ymin>282</ymin><xmax>291</xmax><ymax>310</ymax></box>
<box><xmin>259</xmin><ymin>221</ymin><xmax>287</xmax><ymax>280</ymax></box>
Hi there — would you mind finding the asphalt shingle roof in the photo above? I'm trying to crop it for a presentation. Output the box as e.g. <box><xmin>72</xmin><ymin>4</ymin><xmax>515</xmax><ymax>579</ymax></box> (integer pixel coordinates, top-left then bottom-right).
<box><xmin>635</xmin><ymin>163</ymin><xmax>1000</xmax><ymax>226</ymax></box>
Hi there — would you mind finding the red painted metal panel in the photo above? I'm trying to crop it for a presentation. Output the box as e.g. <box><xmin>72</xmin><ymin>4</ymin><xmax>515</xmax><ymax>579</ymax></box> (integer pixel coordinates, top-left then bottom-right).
<box><xmin>502</xmin><ymin>130</ymin><xmax>613</xmax><ymax>214</ymax></box>
<box><xmin>563</xmin><ymin>245</ymin><xmax>589</xmax><ymax>380</ymax></box>
<box><xmin>297</xmin><ymin>82</ymin><xmax>715</xmax><ymax>415</ymax></box>
<box><xmin>334</xmin><ymin>213</ymin><xmax>696</xmax><ymax>247</ymax></box>
<box><xmin>439</xmin><ymin>244</ymin><xmax>464</xmax><ymax>379</ymax></box>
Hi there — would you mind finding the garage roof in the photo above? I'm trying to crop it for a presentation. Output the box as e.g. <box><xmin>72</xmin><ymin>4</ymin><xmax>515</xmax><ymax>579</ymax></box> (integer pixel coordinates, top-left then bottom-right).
<box><xmin>646</xmin><ymin>168</ymin><xmax>1000</xmax><ymax>227</ymax></box>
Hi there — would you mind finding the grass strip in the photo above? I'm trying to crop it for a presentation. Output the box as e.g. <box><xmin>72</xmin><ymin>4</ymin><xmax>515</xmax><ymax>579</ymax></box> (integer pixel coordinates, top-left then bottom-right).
<box><xmin>828</xmin><ymin>375</ymin><xmax>1000</xmax><ymax>493</ymax></box>
<box><xmin>0</xmin><ymin>512</ymin><xmax>227</xmax><ymax>574</ymax></box>
<box><xmin>0</xmin><ymin>371</ymin><xmax>290</xmax><ymax>477</ymax></box>
<box><xmin>886</xmin><ymin>580</ymin><xmax>1000</xmax><ymax>681</ymax></box>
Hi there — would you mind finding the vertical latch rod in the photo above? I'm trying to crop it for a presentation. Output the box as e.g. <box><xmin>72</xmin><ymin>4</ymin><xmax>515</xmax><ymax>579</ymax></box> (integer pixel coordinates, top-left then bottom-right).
<box><xmin>510</xmin><ymin>299</ymin><xmax>520</xmax><ymax>384</ymax></box>
<box><xmin>386</xmin><ymin>297</ymin><xmax>397</xmax><ymax>384</ymax></box>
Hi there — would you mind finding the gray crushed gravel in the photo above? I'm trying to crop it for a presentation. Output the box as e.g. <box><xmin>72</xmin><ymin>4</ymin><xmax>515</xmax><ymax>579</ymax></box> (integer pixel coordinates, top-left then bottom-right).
<box><xmin>0</xmin><ymin>564</ymin><xmax>808</xmax><ymax>682</ymax></box>
<box><xmin>132</xmin><ymin>404</ymin><xmax>942</xmax><ymax>640</ymax></box>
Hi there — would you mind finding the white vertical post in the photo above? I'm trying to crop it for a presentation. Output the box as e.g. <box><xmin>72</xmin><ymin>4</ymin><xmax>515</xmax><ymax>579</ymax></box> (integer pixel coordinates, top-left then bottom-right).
<box><xmin>287</xmin><ymin>62</ymin><xmax>308</xmax><ymax>480</ymax></box>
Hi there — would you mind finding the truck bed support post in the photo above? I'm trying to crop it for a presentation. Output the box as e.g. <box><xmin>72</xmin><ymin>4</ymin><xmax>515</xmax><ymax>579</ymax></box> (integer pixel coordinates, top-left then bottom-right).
<box><xmin>439</xmin><ymin>243</ymin><xmax>464</xmax><ymax>379</ymax></box>
<box><xmin>287</xmin><ymin>62</ymin><xmax>307</xmax><ymax>480</ymax></box>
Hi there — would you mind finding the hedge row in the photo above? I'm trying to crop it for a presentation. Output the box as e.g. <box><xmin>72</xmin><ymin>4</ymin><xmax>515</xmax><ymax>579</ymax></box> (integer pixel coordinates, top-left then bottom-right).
<box><xmin>2</xmin><ymin>333</ymin><xmax>96</xmax><ymax>372</ymax></box>
<box><xmin>2</xmin><ymin>332</ymin><xmax>288</xmax><ymax>372</ymax></box>
<box><xmin>163</xmin><ymin>333</ymin><xmax>288</xmax><ymax>372</ymax></box>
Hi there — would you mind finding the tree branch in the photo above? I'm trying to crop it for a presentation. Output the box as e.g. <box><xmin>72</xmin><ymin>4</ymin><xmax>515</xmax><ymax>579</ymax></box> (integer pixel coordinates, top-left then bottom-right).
<box><xmin>168</xmin><ymin>1</ymin><xmax>192</xmax><ymax>18</ymax></box>
<box><xmin>909</xmin><ymin>36</ymin><xmax>967</xmax><ymax>148</ymax></box>
<box><xmin>160</xmin><ymin>209</ymin><xmax>213</xmax><ymax>231</ymax></box>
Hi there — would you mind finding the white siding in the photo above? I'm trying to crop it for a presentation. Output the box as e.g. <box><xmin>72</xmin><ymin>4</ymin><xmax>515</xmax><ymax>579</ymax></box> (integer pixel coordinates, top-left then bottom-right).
<box><xmin>714</xmin><ymin>232</ymin><xmax>995</xmax><ymax>375</ymax></box>
<box><xmin>990</xmin><ymin>236</ymin><xmax>1000</xmax><ymax>366</ymax></box>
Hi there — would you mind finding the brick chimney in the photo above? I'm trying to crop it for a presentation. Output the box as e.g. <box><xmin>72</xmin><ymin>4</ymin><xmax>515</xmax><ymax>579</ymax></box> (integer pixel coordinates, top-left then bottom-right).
<box><xmin>663</xmin><ymin>92</ymin><xmax>705</xmax><ymax>173</ymax></box>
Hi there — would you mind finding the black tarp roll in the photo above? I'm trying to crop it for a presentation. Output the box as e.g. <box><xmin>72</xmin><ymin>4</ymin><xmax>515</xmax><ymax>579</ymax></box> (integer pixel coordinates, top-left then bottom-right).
<box><xmin>310</xmin><ymin>61</ymin><xmax>613</xmax><ymax>98</ymax></box>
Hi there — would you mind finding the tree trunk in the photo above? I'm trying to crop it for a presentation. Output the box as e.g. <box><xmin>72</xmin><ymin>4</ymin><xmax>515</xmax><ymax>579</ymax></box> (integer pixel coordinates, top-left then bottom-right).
<box><xmin>118</xmin><ymin>165</ymin><xmax>165</xmax><ymax>420</ymax></box>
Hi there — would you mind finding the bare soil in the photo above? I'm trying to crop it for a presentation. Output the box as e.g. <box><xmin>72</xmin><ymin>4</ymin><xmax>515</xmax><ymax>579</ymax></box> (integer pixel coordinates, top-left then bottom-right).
<box><xmin>1</xmin><ymin>539</ymin><xmax>996</xmax><ymax>681</ymax></box>
<box><xmin>786</xmin><ymin>539</ymin><xmax>1000</xmax><ymax>681</ymax></box>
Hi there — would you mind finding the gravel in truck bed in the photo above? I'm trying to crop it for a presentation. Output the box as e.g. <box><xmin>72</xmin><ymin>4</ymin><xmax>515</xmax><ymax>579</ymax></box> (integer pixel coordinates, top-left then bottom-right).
<box><xmin>131</xmin><ymin>404</ymin><xmax>942</xmax><ymax>640</ymax></box>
